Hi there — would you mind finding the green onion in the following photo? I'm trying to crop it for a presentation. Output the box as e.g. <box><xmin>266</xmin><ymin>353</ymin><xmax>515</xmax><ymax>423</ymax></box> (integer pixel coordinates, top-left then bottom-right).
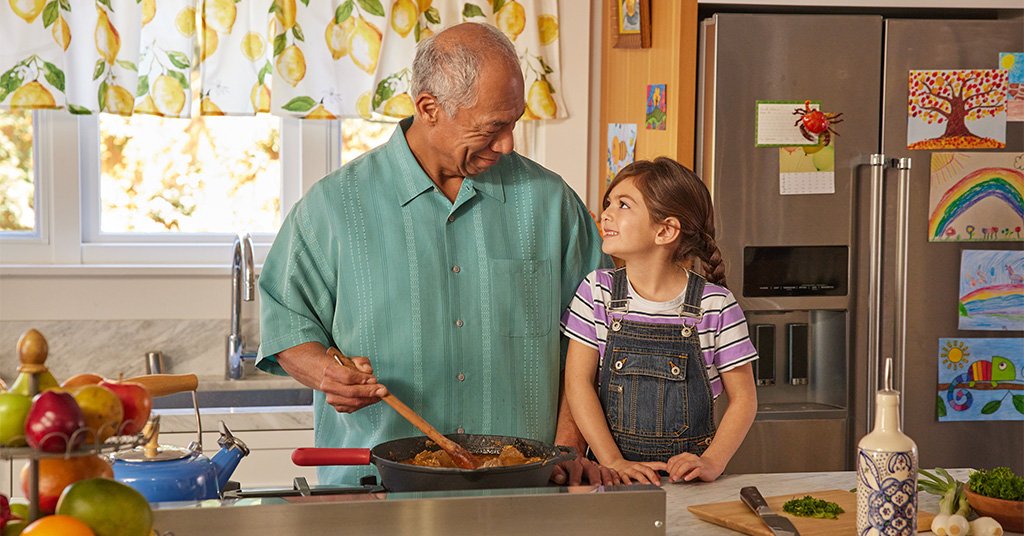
<box><xmin>782</xmin><ymin>495</ymin><xmax>845</xmax><ymax>520</ymax></box>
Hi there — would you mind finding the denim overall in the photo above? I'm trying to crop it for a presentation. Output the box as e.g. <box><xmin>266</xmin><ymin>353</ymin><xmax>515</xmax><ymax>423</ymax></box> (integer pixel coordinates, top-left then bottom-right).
<box><xmin>598</xmin><ymin>266</ymin><xmax>716</xmax><ymax>462</ymax></box>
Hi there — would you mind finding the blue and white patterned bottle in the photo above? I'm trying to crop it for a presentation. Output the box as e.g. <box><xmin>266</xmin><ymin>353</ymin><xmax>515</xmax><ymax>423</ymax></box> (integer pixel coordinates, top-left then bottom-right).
<box><xmin>857</xmin><ymin>358</ymin><xmax>918</xmax><ymax>536</ymax></box>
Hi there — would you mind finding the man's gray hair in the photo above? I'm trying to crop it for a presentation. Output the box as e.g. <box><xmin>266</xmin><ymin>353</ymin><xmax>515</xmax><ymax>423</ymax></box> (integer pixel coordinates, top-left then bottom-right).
<box><xmin>411</xmin><ymin>23</ymin><xmax>520</xmax><ymax>118</ymax></box>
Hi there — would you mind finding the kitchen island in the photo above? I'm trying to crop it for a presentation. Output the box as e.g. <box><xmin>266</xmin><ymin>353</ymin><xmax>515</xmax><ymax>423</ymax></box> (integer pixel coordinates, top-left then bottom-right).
<box><xmin>153</xmin><ymin>468</ymin><xmax>1011</xmax><ymax>535</ymax></box>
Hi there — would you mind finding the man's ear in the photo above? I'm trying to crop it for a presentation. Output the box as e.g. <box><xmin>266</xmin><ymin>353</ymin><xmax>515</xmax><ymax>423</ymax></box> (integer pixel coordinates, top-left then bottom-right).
<box><xmin>415</xmin><ymin>92</ymin><xmax>441</xmax><ymax>125</ymax></box>
<box><xmin>655</xmin><ymin>217</ymin><xmax>681</xmax><ymax>246</ymax></box>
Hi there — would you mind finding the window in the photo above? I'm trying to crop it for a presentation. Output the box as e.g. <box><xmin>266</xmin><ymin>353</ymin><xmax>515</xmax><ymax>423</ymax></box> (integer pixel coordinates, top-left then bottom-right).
<box><xmin>0</xmin><ymin>108</ymin><xmax>396</xmax><ymax>266</ymax></box>
<box><xmin>0</xmin><ymin>110</ymin><xmax>35</xmax><ymax>234</ymax></box>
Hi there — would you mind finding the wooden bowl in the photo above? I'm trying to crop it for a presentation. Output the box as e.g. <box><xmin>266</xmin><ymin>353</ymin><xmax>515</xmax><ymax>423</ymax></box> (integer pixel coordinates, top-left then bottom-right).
<box><xmin>965</xmin><ymin>485</ymin><xmax>1024</xmax><ymax>533</ymax></box>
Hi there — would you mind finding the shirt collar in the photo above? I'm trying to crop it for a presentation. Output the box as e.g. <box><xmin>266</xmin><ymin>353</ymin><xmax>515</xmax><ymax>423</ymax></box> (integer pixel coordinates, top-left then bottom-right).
<box><xmin>387</xmin><ymin>117</ymin><xmax>507</xmax><ymax>206</ymax></box>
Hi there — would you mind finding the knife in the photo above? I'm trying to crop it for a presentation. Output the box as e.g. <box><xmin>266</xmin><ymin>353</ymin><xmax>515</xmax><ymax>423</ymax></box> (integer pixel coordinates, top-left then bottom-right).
<box><xmin>740</xmin><ymin>486</ymin><xmax>801</xmax><ymax>536</ymax></box>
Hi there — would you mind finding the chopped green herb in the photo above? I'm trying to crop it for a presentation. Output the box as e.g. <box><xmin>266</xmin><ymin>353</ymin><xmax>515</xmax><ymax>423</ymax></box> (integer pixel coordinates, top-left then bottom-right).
<box><xmin>782</xmin><ymin>495</ymin><xmax>845</xmax><ymax>520</ymax></box>
<box><xmin>968</xmin><ymin>467</ymin><xmax>1024</xmax><ymax>502</ymax></box>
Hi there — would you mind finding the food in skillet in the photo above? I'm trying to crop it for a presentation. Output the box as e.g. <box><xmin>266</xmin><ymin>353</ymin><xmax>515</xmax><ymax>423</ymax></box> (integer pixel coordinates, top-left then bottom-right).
<box><xmin>403</xmin><ymin>445</ymin><xmax>543</xmax><ymax>468</ymax></box>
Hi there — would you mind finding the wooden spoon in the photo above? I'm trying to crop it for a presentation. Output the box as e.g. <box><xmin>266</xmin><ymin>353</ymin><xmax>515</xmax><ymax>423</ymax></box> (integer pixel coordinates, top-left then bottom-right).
<box><xmin>326</xmin><ymin>347</ymin><xmax>480</xmax><ymax>470</ymax></box>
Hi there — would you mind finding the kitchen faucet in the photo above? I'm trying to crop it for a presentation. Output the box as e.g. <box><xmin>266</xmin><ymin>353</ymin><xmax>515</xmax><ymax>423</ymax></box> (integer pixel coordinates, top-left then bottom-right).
<box><xmin>227</xmin><ymin>233</ymin><xmax>258</xmax><ymax>380</ymax></box>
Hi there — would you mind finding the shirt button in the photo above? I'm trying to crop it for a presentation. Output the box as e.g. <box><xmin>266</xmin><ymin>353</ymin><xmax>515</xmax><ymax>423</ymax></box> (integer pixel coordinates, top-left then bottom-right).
<box><xmin>452</xmin><ymin>265</ymin><xmax>460</xmax><ymax>273</ymax></box>
<box><xmin>455</xmin><ymin>319</ymin><xmax>464</xmax><ymax>327</ymax></box>
<box><xmin>458</xmin><ymin>373</ymin><xmax>465</xmax><ymax>381</ymax></box>
<box><xmin>433</xmin><ymin>187</ymin><xmax>440</xmax><ymax>193</ymax></box>
<box><xmin>448</xmin><ymin>215</ymin><xmax>455</xmax><ymax>223</ymax></box>
<box><xmin>457</xmin><ymin>427</ymin><xmax>465</xmax><ymax>434</ymax></box>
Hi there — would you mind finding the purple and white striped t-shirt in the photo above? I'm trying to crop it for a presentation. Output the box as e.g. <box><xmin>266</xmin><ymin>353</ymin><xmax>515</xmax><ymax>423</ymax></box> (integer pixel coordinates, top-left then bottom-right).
<box><xmin>560</xmin><ymin>268</ymin><xmax>758</xmax><ymax>398</ymax></box>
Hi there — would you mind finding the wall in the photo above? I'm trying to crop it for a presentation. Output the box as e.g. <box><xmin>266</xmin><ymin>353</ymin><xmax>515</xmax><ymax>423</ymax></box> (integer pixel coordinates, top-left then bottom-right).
<box><xmin>597</xmin><ymin>0</ymin><xmax>699</xmax><ymax>203</ymax></box>
<box><xmin>0</xmin><ymin>7</ymin><xmax>596</xmax><ymax>384</ymax></box>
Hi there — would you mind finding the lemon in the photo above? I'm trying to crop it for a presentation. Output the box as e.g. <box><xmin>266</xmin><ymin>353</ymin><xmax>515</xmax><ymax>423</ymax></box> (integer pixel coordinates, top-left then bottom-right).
<box><xmin>251</xmin><ymin>83</ymin><xmax>271</xmax><ymax>113</ymax></box>
<box><xmin>135</xmin><ymin>94</ymin><xmax>159</xmax><ymax>115</ymax></box>
<box><xmin>495</xmin><ymin>0</ymin><xmax>525</xmax><ymax>42</ymax></box>
<box><xmin>52</xmin><ymin>14</ymin><xmax>70</xmax><ymax>51</ymax></box>
<box><xmin>200</xmin><ymin>26</ymin><xmax>218</xmax><ymax>62</ymax></box>
<box><xmin>419</xmin><ymin>27</ymin><xmax>434</xmax><ymax>40</ymax></box>
<box><xmin>416</xmin><ymin>0</ymin><xmax>431</xmax><ymax>15</ymax></box>
<box><xmin>276</xmin><ymin>45</ymin><xmax>306</xmax><ymax>87</ymax></box>
<box><xmin>383</xmin><ymin>93</ymin><xmax>414</xmax><ymax>118</ymax></box>
<box><xmin>9</xmin><ymin>0</ymin><xmax>45</xmax><ymax>24</ymax></box>
<box><xmin>356</xmin><ymin>90</ymin><xmax>373</xmax><ymax>119</ymax></box>
<box><xmin>204</xmin><ymin>0</ymin><xmax>236</xmax><ymax>33</ymax></box>
<box><xmin>527</xmin><ymin>80</ymin><xmax>556</xmax><ymax>119</ymax></box>
<box><xmin>201</xmin><ymin>96</ymin><xmax>225</xmax><ymax>116</ymax></box>
<box><xmin>95</xmin><ymin>7</ymin><xmax>121</xmax><ymax>65</ymax></box>
<box><xmin>152</xmin><ymin>74</ymin><xmax>186</xmax><ymax>116</ymax></box>
<box><xmin>538</xmin><ymin>15</ymin><xmax>558</xmax><ymax>46</ymax></box>
<box><xmin>141</xmin><ymin>0</ymin><xmax>155</xmax><ymax>26</ymax></box>
<box><xmin>104</xmin><ymin>84</ymin><xmax>134</xmax><ymax>115</ymax></box>
<box><xmin>520</xmin><ymin>106</ymin><xmax>539</xmax><ymax>121</ymax></box>
<box><xmin>325</xmin><ymin>17</ymin><xmax>354</xmax><ymax>60</ymax></box>
<box><xmin>175</xmin><ymin>7</ymin><xmax>196</xmax><ymax>37</ymax></box>
<box><xmin>275</xmin><ymin>0</ymin><xmax>296</xmax><ymax>31</ymax></box>
<box><xmin>306</xmin><ymin>104</ymin><xmax>338</xmax><ymax>120</ymax></box>
<box><xmin>348</xmin><ymin>16</ymin><xmax>382</xmax><ymax>74</ymax></box>
<box><xmin>241</xmin><ymin>31</ymin><xmax>266</xmax><ymax>62</ymax></box>
<box><xmin>10</xmin><ymin>81</ymin><xmax>55</xmax><ymax>109</ymax></box>
<box><xmin>390</xmin><ymin>0</ymin><xmax>416</xmax><ymax>38</ymax></box>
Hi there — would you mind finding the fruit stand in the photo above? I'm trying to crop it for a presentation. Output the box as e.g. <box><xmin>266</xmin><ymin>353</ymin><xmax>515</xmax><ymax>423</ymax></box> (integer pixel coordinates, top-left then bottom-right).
<box><xmin>0</xmin><ymin>330</ymin><xmax>155</xmax><ymax>532</ymax></box>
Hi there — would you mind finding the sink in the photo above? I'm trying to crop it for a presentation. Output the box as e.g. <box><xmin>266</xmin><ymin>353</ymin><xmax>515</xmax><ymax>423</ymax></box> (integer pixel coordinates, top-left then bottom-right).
<box><xmin>151</xmin><ymin>388</ymin><xmax>314</xmax><ymax>409</ymax></box>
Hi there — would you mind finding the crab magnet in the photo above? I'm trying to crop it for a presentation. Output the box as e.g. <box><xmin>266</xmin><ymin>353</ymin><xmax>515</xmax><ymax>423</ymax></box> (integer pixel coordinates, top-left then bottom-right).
<box><xmin>793</xmin><ymin>101</ymin><xmax>843</xmax><ymax>146</ymax></box>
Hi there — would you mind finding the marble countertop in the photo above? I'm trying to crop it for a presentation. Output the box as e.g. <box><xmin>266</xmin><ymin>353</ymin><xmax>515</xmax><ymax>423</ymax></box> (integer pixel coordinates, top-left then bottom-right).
<box><xmin>664</xmin><ymin>468</ymin><xmax>1021</xmax><ymax>535</ymax></box>
<box><xmin>152</xmin><ymin>373</ymin><xmax>313</xmax><ymax>433</ymax></box>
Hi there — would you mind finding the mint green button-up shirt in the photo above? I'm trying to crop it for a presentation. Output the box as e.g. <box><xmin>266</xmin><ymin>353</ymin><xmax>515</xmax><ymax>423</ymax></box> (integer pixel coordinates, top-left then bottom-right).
<box><xmin>257</xmin><ymin>118</ymin><xmax>607</xmax><ymax>485</ymax></box>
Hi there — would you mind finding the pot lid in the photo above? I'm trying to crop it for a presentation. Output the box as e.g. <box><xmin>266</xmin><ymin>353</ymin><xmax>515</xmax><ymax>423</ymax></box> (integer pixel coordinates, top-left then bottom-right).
<box><xmin>112</xmin><ymin>445</ymin><xmax>192</xmax><ymax>462</ymax></box>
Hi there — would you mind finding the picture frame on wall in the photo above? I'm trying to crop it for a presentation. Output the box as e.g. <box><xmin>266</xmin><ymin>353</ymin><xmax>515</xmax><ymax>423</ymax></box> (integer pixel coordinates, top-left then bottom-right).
<box><xmin>612</xmin><ymin>0</ymin><xmax>651</xmax><ymax>49</ymax></box>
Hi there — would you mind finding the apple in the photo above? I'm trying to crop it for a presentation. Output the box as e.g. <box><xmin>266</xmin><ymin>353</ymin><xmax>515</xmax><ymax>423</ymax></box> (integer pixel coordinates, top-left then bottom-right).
<box><xmin>72</xmin><ymin>384</ymin><xmax>124</xmax><ymax>443</ymax></box>
<box><xmin>25</xmin><ymin>390</ymin><xmax>87</xmax><ymax>453</ymax></box>
<box><xmin>61</xmin><ymin>373</ymin><xmax>105</xmax><ymax>390</ymax></box>
<box><xmin>98</xmin><ymin>380</ymin><xmax>151</xmax><ymax>436</ymax></box>
<box><xmin>0</xmin><ymin>393</ymin><xmax>32</xmax><ymax>447</ymax></box>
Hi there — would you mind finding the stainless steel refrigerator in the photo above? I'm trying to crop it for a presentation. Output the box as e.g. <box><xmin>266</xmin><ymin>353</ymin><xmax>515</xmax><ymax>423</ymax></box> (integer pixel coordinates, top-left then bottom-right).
<box><xmin>697</xmin><ymin>13</ymin><xmax>1023</xmax><ymax>474</ymax></box>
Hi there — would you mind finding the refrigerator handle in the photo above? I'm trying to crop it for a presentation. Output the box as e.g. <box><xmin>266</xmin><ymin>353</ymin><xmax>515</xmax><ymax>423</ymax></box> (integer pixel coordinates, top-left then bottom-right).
<box><xmin>892</xmin><ymin>157</ymin><xmax>912</xmax><ymax>424</ymax></box>
<box><xmin>865</xmin><ymin>154</ymin><xmax>887</xmax><ymax>436</ymax></box>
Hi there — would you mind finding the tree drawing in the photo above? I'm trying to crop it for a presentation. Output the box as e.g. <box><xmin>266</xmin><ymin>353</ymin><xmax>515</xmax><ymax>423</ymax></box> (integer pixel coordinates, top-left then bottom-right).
<box><xmin>909</xmin><ymin>70</ymin><xmax>1007</xmax><ymax>141</ymax></box>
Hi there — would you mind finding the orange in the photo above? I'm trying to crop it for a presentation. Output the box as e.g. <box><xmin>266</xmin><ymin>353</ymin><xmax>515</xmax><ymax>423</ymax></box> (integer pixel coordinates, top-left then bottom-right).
<box><xmin>21</xmin><ymin>455</ymin><xmax>113</xmax><ymax>514</ymax></box>
<box><xmin>21</xmin><ymin>515</ymin><xmax>95</xmax><ymax>536</ymax></box>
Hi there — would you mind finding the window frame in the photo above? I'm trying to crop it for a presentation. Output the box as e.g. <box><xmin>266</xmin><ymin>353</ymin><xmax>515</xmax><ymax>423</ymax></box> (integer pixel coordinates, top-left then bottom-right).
<box><xmin>0</xmin><ymin>110</ymin><xmax>340</xmax><ymax>267</ymax></box>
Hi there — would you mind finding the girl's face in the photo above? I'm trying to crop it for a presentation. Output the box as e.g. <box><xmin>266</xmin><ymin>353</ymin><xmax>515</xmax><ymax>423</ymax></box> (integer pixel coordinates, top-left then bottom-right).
<box><xmin>600</xmin><ymin>177</ymin><xmax>661</xmax><ymax>260</ymax></box>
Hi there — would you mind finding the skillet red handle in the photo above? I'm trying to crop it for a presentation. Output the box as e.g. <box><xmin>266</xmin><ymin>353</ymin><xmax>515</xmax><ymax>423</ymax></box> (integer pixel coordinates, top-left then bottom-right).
<box><xmin>291</xmin><ymin>448</ymin><xmax>372</xmax><ymax>466</ymax></box>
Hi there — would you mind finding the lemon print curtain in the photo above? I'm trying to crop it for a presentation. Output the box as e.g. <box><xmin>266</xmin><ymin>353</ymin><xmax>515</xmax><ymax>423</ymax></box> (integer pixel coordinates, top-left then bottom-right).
<box><xmin>1</xmin><ymin>0</ymin><xmax>565</xmax><ymax>121</ymax></box>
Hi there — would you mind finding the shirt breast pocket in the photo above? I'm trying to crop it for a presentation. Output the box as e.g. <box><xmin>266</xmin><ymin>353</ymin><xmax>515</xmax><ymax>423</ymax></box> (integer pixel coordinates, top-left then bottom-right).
<box><xmin>490</xmin><ymin>259</ymin><xmax>552</xmax><ymax>338</ymax></box>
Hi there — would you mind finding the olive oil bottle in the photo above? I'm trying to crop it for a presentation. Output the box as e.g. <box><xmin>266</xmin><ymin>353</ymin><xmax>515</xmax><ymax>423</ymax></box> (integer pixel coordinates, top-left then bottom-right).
<box><xmin>856</xmin><ymin>358</ymin><xmax>919</xmax><ymax>536</ymax></box>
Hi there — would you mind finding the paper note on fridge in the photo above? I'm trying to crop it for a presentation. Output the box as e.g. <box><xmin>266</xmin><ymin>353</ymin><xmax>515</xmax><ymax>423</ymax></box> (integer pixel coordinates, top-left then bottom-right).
<box><xmin>755</xmin><ymin>101</ymin><xmax>820</xmax><ymax>146</ymax></box>
<box><xmin>779</xmin><ymin>144</ymin><xmax>835</xmax><ymax>195</ymax></box>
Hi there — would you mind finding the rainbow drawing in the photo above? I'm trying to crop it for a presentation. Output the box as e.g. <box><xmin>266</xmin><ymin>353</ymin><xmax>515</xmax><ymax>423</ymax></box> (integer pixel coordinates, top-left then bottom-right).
<box><xmin>928</xmin><ymin>153</ymin><xmax>1024</xmax><ymax>242</ymax></box>
<box><xmin>959</xmin><ymin>250</ymin><xmax>1024</xmax><ymax>331</ymax></box>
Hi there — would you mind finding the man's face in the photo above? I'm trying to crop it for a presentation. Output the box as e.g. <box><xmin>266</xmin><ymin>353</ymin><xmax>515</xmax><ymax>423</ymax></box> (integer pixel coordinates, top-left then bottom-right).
<box><xmin>430</xmin><ymin>63</ymin><xmax>526</xmax><ymax>179</ymax></box>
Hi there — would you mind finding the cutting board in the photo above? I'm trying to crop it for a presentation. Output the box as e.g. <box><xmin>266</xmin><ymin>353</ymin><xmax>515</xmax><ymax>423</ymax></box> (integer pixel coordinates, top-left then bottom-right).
<box><xmin>687</xmin><ymin>489</ymin><xmax>936</xmax><ymax>535</ymax></box>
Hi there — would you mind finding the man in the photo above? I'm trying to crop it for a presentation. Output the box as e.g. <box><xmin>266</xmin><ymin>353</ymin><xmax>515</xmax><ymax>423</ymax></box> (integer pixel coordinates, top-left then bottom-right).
<box><xmin>256</xmin><ymin>22</ymin><xmax>611</xmax><ymax>486</ymax></box>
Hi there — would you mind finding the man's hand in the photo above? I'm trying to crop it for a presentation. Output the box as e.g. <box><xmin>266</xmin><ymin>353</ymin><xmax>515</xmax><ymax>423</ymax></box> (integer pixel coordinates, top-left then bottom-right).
<box><xmin>666</xmin><ymin>452</ymin><xmax>725</xmax><ymax>483</ymax></box>
<box><xmin>549</xmin><ymin>456</ymin><xmax>621</xmax><ymax>487</ymax></box>
<box><xmin>319</xmin><ymin>355</ymin><xmax>388</xmax><ymax>413</ymax></box>
<box><xmin>604</xmin><ymin>458</ymin><xmax>666</xmax><ymax>486</ymax></box>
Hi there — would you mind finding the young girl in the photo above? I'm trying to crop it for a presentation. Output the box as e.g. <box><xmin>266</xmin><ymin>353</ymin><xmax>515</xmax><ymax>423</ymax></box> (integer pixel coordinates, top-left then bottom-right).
<box><xmin>561</xmin><ymin>157</ymin><xmax>758</xmax><ymax>486</ymax></box>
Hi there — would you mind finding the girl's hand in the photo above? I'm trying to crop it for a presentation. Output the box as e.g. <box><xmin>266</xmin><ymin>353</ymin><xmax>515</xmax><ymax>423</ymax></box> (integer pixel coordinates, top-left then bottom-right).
<box><xmin>666</xmin><ymin>452</ymin><xmax>725</xmax><ymax>483</ymax></box>
<box><xmin>605</xmin><ymin>459</ymin><xmax>667</xmax><ymax>485</ymax></box>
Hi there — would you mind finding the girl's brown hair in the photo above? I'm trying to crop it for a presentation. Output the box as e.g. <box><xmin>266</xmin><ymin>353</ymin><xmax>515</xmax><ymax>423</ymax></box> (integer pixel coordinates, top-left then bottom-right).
<box><xmin>603</xmin><ymin>157</ymin><xmax>728</xmax><ymax>287</ymax></box>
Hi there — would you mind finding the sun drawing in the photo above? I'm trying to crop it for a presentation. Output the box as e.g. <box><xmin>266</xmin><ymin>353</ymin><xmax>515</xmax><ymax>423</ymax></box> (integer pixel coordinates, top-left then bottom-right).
<box><xmin>941</xmin><ymin>340</ymin><xmax>970</xmax><ymax>370</ymax></box>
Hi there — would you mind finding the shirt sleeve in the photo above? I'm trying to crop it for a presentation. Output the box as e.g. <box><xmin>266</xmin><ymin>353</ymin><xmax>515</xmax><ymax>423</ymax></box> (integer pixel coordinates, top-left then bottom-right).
<box><xmin>711</xmin><ymin>290</ymin><xmax>758</xmax><ymax>372</ymax></box>
<box><xmin>556</xmin><ymin>184</ymin><xmax>610</xmax><ymax>366</ymax></box>
<box><xmin>560</xmin><ymin>272</ymin><xmax>600</xmax><ymax>350</ymax></box>
<box><xmin>255</xmin><ymin>193</ymin><xmax>337</xmax><ymax>377</ymax></box>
